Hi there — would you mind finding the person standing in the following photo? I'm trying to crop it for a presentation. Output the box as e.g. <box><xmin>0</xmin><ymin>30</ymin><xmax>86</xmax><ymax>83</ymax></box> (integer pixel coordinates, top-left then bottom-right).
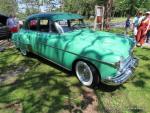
<box><xmin>146</xmin><ymin>30</ymin><xmax>150</xmax><ymax>43</ymax></box>
<box><xmin>125</xmin><ymin>15</ymin><xmax>131</xmax><ymax>35</ymax></box>
<box><xmin>132</xmin><ymin>11</ymin><xmax>143</xmax><ymax>38</ymax></box>
<box><xmin>6</xmin><ymin>14</ymin><xmax>18</xmax><ymax>34</ymax></box>
<box><xmin>136</xmin><ymin>11</ymin><xmax>150</xmax><ymax>47</ymax></box>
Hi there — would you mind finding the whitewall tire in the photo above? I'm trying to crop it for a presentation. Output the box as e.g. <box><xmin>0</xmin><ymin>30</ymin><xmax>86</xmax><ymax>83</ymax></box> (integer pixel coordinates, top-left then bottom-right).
<box><xmin>20</xmin><ymin>48</ymin><xmax>27</xmax><ymax>56</ymax></box>
<box><xmin>75</xmin><ymin>61</ymin><xmax>99</xmax><ymax>87</ymax></box>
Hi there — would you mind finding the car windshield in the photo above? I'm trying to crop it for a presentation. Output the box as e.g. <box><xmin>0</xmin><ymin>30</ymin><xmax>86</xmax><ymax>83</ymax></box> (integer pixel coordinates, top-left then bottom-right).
<box><xmin>55</xmin><ymin>19</ymin><xmax>89</xmax><ymax>33</ymax></box>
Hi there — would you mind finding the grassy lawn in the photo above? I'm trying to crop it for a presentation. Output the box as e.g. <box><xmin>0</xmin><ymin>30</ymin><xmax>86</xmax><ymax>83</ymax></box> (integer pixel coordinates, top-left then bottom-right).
<box><xmin>0</xmin><ymin>29</ymin><xmax>150</xmax><ymax>113</ymax></box>
<box><xmin>110</xmin><ymin>17</ymin><xmax>134</xmax><ymax>23</ymax></box>
<box><xmin>111</xmin><ymin>17</ymin><xmax>127</xmax><ymax>23</ymax></box>
<box><xmin>86</xmin><ymin>17</ymin><xmax>127</xmax><ymax>23</ymax></box>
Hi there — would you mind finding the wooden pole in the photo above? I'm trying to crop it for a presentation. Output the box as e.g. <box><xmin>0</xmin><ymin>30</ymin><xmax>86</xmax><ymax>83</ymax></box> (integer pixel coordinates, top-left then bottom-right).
<box><xmin>94</xmin><ymin>5</ymin><xmax>105</xmax><ymax>30</ymax></box>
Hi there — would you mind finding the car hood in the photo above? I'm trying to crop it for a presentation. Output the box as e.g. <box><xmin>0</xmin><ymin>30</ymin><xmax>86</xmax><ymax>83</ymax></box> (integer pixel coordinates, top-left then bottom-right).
<box><xmin>63</xmin><ymin>29</ymin><xmax>135</xmax><ymax>60</ymax></box>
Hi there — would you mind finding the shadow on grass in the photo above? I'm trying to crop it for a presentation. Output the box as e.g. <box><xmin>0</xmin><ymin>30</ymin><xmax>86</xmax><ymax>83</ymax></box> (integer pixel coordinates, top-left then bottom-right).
<box><xmin>138</xmin><ymin>55</ymin><xmax>150</xmax><ymax>61</ymax></box>
<box><xmin>0</xmin><ymin>69</ymin><xmax>74</xmax><ymax>113</ymax></box>
<box><xmin>1</xmin><ymin>46</ymin><xmax>149</xmax><ymax>113</ymax></box>
<box><xmin>26</xmin><ymin>53</ymin><xmax>122</xmax><ymax>113</ymax></box>
<box><xmin>132</xmin><ymin>80</ymin><xmax>145</xmax><ymax>88</ymax></box>
<box><xmin>0</xmin><ymin>50</ymin><xmax>73</xmax><ymax>112</ymax></box>
<box><xmin>142</xmin><ymin>47</ymin><xmax>150</xmax><ymax>51</ymax></box>
<box><xmin>0</xmin><ymin>50</ymin><xmax>100</xmax><ymax>113</ymax></box>
<box><xmin>128</xmin><ymin>105</ymin><xmax>144</xmax><ymax>113</ymax></box>
<box><xmin>28</xmin><ymin>53</ymin><xmax>73</xmax><ymax>75</ymax></box>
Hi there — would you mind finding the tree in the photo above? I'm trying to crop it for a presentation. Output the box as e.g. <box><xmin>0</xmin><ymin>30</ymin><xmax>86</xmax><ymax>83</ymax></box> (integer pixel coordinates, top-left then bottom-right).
<box><xmin>63</xmin><ymin>0</ymin><xmax>104</xmax><ymax>18</ymax></box>
<box><xmin>0</xmin><ymin>0</ymin><xmax>18</xmax><ymax>15</ymax></box>
<box><xmin>113</xmin><ymin>0</ymin><xmax>150</xmax><ymax>17</ymax></box>
<box><xmin>104</xmin><ymin>0</ymin><xmax>113</xmax><ymax>19</ymax></box>
<box><xmin>17</xmin><ymin>0</ymin><xmax>61</xmax><ymax>16</ymax></box>
<box><xmin>64</xmin><ymin>0</ymin><xmax>115</xmax><ymax>19</ymax></box>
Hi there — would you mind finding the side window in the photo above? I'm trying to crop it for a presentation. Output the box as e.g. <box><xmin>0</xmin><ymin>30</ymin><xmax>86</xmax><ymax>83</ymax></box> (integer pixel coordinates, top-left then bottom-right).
<box><xmin>35</xmin><ymin>19</ymin><xmax>59</xmax><ymax>34</ymax></box>
<box><xmin>58</xmin><ymin>20</ymin><xmax>72</xmax><ymax>32</ymax></box>
<box><xmin>39</xmin><ymin>19</ymin><xmax>58</xmax><ymax>33</ymax></box>
<box><xmin>28</xmin><ymin>19</ymin><xmax>38</xmax><ymax>31</ymax></box>
<box><xmin>49</xmin><ymin>21</ymin><xmax>58</xmax><ymax>33</ymax></box>
<box><xmin>39</xmin><ymin>19</ymin><xmax>49</xmax><ymax>32</ymax></box>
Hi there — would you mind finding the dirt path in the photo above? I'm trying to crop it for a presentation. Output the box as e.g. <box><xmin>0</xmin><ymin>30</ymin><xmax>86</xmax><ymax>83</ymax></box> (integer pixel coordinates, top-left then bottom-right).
<box><xmin>0</xmin><ymin>40</ymin><xmax>14</xmax><ymax>49</ymax></box>
<box><xmin>82</xmin><ymin>87</ymin><xmax>98</xmax><ymax>113</ymax></box>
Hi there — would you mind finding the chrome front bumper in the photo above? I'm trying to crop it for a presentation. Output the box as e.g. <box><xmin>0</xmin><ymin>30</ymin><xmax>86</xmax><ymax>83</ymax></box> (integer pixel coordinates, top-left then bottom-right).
<box><xmin>103</xmin><ymin>56</ymin><xmax>139</xmax><ymax>85</ymax></box>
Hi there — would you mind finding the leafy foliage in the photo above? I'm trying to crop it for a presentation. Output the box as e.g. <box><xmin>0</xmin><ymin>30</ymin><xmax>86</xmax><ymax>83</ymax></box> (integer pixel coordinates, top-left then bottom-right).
<box><xmin>113</xmin><ymin>0</ymin><xmax>150</xmax><ymax>17</ymax></box>
<box><xmin>63</xmin><ymin>0</ymin><xmax>104</xmax><ymax>18</ymax></box>
<box><xmin>63</xmin><ymin>0</ymin><xmax>150</xmax><ymax>18</ymax></box>
<box><xmin>0</xmin><ymin>0</ymin><xmax>18</xmax><ymax>15</ymax></box>
<box><xmin>0</xmin><ymin>0</ymin><xmax>149</xmax><ymax>18</ymax></box>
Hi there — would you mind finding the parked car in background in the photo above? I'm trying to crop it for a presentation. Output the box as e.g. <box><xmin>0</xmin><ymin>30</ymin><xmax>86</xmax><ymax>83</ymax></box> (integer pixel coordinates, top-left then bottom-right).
<box><xmin>12</xmin><ymin>12</ymin><xmax>138</xmax><ymax>87</ymax></box>
<box><xmin>0</xmin><ymin>14</ymin><xmax>11</xmax><ymax>40</ymax></box>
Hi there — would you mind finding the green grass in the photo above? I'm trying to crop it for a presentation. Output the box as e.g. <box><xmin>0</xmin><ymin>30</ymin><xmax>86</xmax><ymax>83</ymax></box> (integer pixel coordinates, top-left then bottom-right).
<box><xmin>0</xmin><ymin>46</ymin><xmax>150</xmax><ymax>113</ymax></box>
<box><xmin>95</xmin><ymin>47</ymin><xmax>150</xmax><ymax>113</ymax></box>
<box><xmin>107</xmin><ymin>27</ymin><xmax>126</xmax><ymax>34</ymax></box>
<box><xmin>0</xmin><ymin>30</ymin><xmax>150</xmax><ymax>113</ymax></box>
<box><xmin>111</xmin><ymin>17</ymin><xmax>134</xmax><ymax>23</ymax></box>
<box><xmin>85</xmin><ymin>17</ymin><xmax>127</xmax><ymax>23</ymax></box>
<box><xmin>111</xmin><ymin>17</ymin><xmax>126</xmax><ymax>23</ymax></box>
<box><xmin>107</xmin><ymin>27</ymin><xmax>134</xmax><ymax>37</ymax></box>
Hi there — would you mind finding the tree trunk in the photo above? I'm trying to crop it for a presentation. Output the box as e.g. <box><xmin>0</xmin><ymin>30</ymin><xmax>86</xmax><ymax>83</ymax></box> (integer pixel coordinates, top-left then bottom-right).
<box><xmin>104</xmin><ymin>0</ymin><xmax>113</xmax><ymax>19</ymax></box>
<box><xmin>130</xmin><ymin>0</ymin><xmax>136</xmax><ymax>16</ymax></box>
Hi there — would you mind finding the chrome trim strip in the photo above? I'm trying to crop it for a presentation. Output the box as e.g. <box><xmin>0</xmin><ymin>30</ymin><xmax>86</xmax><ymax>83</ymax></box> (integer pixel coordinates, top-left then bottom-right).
<box><xmin>12</xmin><ymin>40</ymin><xmax>117</xmax><ymax>68</ymax></box>
<box><xmin>32</xmin><ymin>52</ymin><xmax>71</xmax><ymax>71</ymax></box>
<box><xmin>13</xmin><ymin>41</ymin><xmax>116</xmax><ymax>68</ymax></box>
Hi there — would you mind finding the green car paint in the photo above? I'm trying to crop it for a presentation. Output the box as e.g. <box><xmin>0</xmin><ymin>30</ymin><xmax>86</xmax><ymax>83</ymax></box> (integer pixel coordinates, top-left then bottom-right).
<box><xmin>12</xmin><ymin>13</ymin><xmax>138</xmax><ymax>85</ymax></box>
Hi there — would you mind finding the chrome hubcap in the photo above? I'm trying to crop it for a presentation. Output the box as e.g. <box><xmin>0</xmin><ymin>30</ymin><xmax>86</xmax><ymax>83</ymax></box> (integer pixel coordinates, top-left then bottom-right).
<box><xmin>75</xmin><ymin>61</ymin><xmax>93</xmax><ymax>86</ymax></box>
<box><xmin>20</xmin><ymin>48</ymin><xmax>27</xmax><ymax>56</ymax></box>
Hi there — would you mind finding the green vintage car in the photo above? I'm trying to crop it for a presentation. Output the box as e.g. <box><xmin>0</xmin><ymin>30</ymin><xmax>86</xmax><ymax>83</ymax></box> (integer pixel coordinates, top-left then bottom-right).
<box><xmin>12</xmin><ymin>12</ymin><xmax>138</xmax><ymax>86</ymax></box>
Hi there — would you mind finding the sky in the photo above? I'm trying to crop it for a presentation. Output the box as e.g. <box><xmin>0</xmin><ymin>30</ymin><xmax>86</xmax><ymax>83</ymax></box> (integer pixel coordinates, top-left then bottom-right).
<box><xmin>17</xmin><ymin>0</ymin><xmax>61</xmax><ymax>13</ymax></box>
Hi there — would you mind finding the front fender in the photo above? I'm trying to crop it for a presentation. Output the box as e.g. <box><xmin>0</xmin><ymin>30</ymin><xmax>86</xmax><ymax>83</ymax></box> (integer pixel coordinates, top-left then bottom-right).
<box><xmin>94</xmin><ymin>55</ymin><xmax>122</xmax><ymax>80</ymax></box>
<box><xmin>62</xmin><ymin>47</ymin><xmax>121</xmax><ymax>80</ymax></box>
<box><xmin>12</xmin><ymin>31</ymin><xmax>30</xmax><ymax>51</ymax></box>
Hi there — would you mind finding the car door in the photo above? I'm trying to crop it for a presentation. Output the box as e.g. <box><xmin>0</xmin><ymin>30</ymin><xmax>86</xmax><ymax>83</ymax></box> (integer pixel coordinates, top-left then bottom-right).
<box><xmin>45</xmin><ymin>22</ymin><xmax>70</xmax><ymax>65</ymax></box>
<box><xmin>45</xmin><ymin>32</ymin><xmax>61</xmax><ymax>63</ymax></box>
<box><xmin>36</xmin><ymin>19</ymin><xmax>61</xmax><ymax>62</ymax></box>
<box><xmin>26</xmin><ymin>18</ymin><xmax>39</xmax><ymax>53</ymax></box>
<box><xmin>36</xmin><ymin>19</ymin><xmax>49</xmax><ymax>56</ymax></box>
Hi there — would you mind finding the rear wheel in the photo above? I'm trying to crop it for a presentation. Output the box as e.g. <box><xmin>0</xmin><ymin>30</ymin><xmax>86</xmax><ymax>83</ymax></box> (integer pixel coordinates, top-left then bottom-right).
<box><xmin>75</xmin><ymin>61</ymin><xmax>100</xmax><ymax>87</ymax></box>
<box><xmin>20</xmin><ymin>48</ymin><xmax>27</xmax><ymax>56</ymax></box>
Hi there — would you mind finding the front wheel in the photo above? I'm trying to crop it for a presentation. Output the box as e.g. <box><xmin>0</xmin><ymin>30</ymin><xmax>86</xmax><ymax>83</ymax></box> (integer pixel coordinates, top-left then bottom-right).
<box><xmin>20</xmin><ymin>48</ymin><xmax>27</xmax><ymax>56</ymax></box>
<box><xmin>75</xmin><ymin>61</ymin><xmax>100</xmax><ymax>87</ymax></box>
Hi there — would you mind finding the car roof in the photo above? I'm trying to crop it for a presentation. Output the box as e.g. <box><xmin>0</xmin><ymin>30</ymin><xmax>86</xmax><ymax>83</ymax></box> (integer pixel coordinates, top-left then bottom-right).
<box><xmin>0</xmin><ymin>14</ymin><xmax>8</xmax><ymax>25</ymax></box>
<box><xmin>26</xmin><ymin>12</ymin><xmax>85</xmax><ymax>21</ymax></box>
